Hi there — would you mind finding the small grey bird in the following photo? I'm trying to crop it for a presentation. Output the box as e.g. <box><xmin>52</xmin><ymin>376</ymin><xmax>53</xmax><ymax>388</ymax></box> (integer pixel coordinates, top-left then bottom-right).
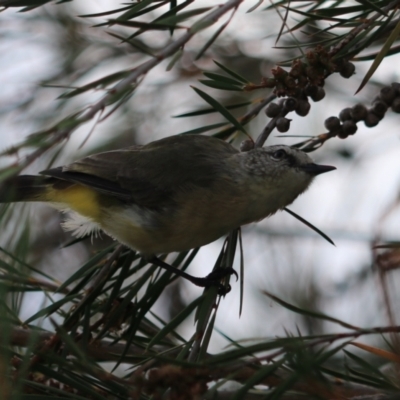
<box><xmin>0</xmin><ymin>134</ymin><xmax>335</xmax><ymax>288</ymax></box>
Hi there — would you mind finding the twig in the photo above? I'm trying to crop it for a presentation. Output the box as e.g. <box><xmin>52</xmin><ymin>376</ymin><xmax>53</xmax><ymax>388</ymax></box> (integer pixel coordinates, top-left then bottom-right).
<box><xmin>0</xmin><ymin>274</ymin><xmax>69</xmax><ymax>295</ymax></box>
<box><xmin>7</xmin><ymin>324</ymin><xmax>395</xmax><ymax>396</ymax></box>
<box><xmin>63</xmin><ymin>244</ymin><xmax>124</xmax><ymax>331</ymax></box>
<box><xmin>15</xmin><ymin>245</ymin><xmax>123</xmax><ymax>378</ymax></box>
<box><xmin>240</xmin><ymin>94</ymin><xmax>277</xmax><ymax>126</ymax></box>
<box><xmin>7</xmin><ymin>0</ymin><xmax>245</xmax><ymax>178</ymax></box>
<box><xmin>189</xmin><ymin>302</ymin><xmax>218</xmax><ymax>363</ymax></box>
<box><xmin>255</xmin><ymin>109</ymin><xmax>288</xmax><ymax>148</ymax></box>
<box><xmin>6</xmin><ymin>326</ymin><xmax>172</xmax><ymax>363</ymax></box>
<box><xmin>238</xmin><ymin>324</ymin><xmax>400</xmax><ymax>367</ymax></box>
<box><xmin>328</xmin><ymin>0</ymin><xmax>400</xmax><ymax>57</ymax></box>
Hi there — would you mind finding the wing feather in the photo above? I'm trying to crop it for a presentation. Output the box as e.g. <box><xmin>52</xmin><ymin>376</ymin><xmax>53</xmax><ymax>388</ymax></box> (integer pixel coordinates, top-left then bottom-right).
<box><xmin>40</xmin><ymin>135</ymin><xmax>238</xmax><ymax>209</ymax></box>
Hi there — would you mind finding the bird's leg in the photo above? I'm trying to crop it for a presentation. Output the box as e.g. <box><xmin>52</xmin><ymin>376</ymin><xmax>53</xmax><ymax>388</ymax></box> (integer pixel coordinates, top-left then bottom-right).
<box><xmin>203</xmin><ymin>267</ymin><xmax>238</xmax><ymax>283</ymax></box>
<box><xmin>148</xmin><ymin>256</ymin><xmax>237</xmax><ymax>294</ymax></box>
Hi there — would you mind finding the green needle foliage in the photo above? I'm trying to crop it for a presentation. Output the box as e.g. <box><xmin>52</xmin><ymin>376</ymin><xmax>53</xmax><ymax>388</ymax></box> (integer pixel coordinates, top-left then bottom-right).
<box><xmin>1</xmin><ymin>1</ymin><xmax>400</xmax><ymax>399</ymax></box>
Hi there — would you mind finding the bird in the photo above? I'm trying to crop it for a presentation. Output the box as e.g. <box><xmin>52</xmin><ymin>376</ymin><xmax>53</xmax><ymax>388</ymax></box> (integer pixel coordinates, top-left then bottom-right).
<box><xmin>0</xmin><ymin>134</ymin><xmax>335</xmax><ymax>289</ymax></box>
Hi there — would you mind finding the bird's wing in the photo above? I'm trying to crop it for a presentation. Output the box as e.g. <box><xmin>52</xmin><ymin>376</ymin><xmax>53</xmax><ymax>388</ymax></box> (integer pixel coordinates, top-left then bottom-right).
<box><xmin>40</xmin><ymin>148</ymin><xmax>138</xmax><ymax>202</ymax></box>
<box><xmin>40</xmin><ymin>135</ymin><xmax>238</xmax><ymax>209</ymax></box>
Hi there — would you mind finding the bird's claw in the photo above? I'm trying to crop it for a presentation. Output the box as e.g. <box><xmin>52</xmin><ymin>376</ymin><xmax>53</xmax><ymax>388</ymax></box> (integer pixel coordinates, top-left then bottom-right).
<box><xmin>205</xmin><ymin>267</ymin><xmax>238</xmax><ymax>282</ymax></box>
<box><xmin>183</xmin><ymin>267</ymin><xmax>237</xmax><ymax>295</ymax></box>
<box><xmin>202</xmin><ymin>267</ymin><xmax>238</xmax><ymax>295</ymax></box>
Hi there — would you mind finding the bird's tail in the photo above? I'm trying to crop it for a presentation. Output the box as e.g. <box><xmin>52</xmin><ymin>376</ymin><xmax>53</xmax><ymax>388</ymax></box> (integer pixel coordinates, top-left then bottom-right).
<box><xmin>0</xmin><ymin>175</ymin><xmax>52</xmax><ymax>203</ymax></box>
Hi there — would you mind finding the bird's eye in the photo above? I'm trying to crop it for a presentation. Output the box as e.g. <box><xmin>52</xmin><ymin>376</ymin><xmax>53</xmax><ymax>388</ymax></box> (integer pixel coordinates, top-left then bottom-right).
<box><xmin>272</xmin><ymin>149</ymin><xmax>287</xmax><ymax>161</ymax></box>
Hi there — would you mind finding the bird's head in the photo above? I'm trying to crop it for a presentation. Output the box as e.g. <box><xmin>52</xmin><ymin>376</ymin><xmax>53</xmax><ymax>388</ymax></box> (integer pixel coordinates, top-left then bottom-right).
<box><xmin>239</xmin><ymin>145</ymin><xmax>335</xmax><ymax>206</ymax></box>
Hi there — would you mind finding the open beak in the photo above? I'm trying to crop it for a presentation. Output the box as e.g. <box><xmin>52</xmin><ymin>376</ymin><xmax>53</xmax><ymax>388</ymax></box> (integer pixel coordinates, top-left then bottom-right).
<box><xmin>300</xmin><ymin>163</ymin><xmax>336</xmax><ymax>176</ymax></box>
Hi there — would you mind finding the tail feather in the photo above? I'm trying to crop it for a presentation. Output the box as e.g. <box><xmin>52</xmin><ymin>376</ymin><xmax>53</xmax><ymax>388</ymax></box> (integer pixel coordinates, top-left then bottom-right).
<box><xmin>0</xmin><ymin>175</ymin><xmax>51</xmax><ymax>203</ymax></box>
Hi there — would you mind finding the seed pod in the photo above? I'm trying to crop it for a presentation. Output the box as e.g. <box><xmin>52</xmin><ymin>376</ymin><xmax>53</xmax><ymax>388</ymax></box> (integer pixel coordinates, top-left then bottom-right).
<box><xmin>391</xmin><ymin>82</ymin><xmax>400</xmax><ymax>95</ymax></box>
<box><xmin>304</xmin><ymin>85</ymin><xmax>318</xmax><ymax>98</ymax></box>
<box><xmin>372</xmin><ymin>95</ymin><xmax>381</xmax><ymax>104</ymax></box>
<box><xmin>391</xmin><ymin>96</ymin><xmax>400</xmax><ymax>113</ymax></box>
<box><xmin>295</xmin><ymin>100</ymin><xmax>311</xmax><ymax>116</ymax></box>
<box><xmin>276</xmin><ymin>117</ymin><xmax>291</xmax><ymax>132</ymax></box>
<box><xmin>324</xmin><ymin>116</ymin><xmax>341</xmax><ymax>132</ymax></box>
<box><xmin>265</xmin><ymin>102</ymin><xmax>281</xmax><ymax>118</ymax></box>
<box><xmin>240</xmin><ymin>139</ymin><xmax>255</xmax><ymax>152</ymax></box>
<box><xmin>310</xmin><ymin>87</ymin><xmax>325</xmax><ymax>102</ymax></box>
<box><xmin>380</xmin><ymin>86</ymin><xmax>396</xmax><ymax>105</ymax></box>
<box><xmin>339</xmin><ymin>107</ymin><xmax>352</xmax><ymax>122</ymax></box>
<box><xmin>364</xmin><ymin>112</ymin><xmax>380</xmax><ymax>127</ymax></box>
<box><xmin>306</xmin><ymin>66</ymin><xmax>320</xmax><ymax>80</ymax></box>
<box><xmin>337</xmin><ymin>130</ymin><xmax>349</xmax><ymax>139</ymax></box>
<box><xmin>371</xmin><ymin>100</ymin><xmax>387</xmax><ymax>118</ymax></box>
<box><xmin>342</xmin><ymin>120</ymin><xmax>358</xmax><ymax>135</ymax></box>
<box><xmin>284</xmin><ymin>76</ymin><xmax>296</xmax><ymax>89</ymax></box>
<box><xmin>350</xmin><ymin>104</ymin><xmax>368</xmax><ymax>122</ymax></box>
<box><xmin>340</xmin><ymin>61</ymin><xmax>355</xmax><ymax>78</ymax></box>
<box><xmin>284</xmin><ymin>97</ymin><xmax>297</xmax><ymax>112</ymax></box>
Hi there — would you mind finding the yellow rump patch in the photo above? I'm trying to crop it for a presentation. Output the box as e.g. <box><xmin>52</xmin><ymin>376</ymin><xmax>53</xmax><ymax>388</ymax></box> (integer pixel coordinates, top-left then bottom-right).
<box><xmin>46</xmin><ymin>184</ymin><xmax>102</xmax><ymax>221</ymax></box>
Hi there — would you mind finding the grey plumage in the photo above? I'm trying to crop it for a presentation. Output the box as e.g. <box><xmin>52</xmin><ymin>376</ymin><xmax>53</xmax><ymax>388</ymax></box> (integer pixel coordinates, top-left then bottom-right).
<box><xmin>0</xmin><ymin>134</ymin><xmax>335</xmax><ymax>256</ymax></box>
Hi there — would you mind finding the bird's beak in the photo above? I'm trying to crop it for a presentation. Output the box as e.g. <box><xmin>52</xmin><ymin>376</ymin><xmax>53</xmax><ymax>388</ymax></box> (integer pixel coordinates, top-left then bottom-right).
<box><xmin>300</xmin><ymin>163</ymin><xmax>336</xmax><ymax>175</ymax></box>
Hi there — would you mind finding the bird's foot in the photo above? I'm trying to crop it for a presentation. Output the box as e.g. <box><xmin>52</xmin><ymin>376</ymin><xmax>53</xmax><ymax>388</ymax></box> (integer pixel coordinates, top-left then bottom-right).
<box><xmin>204</xmin><ymin>267</ymin><xmax>238</xmax><ymax>283</ymax></box>
<box><xmin>149</xmin><ymin>256</ymin><xmax>237</xmax><ymax>295</ymax></box>
<box><xmin>192</xmin><ymin>267</ymin><xmax>238</xmax><ymax>295</ymax></box>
